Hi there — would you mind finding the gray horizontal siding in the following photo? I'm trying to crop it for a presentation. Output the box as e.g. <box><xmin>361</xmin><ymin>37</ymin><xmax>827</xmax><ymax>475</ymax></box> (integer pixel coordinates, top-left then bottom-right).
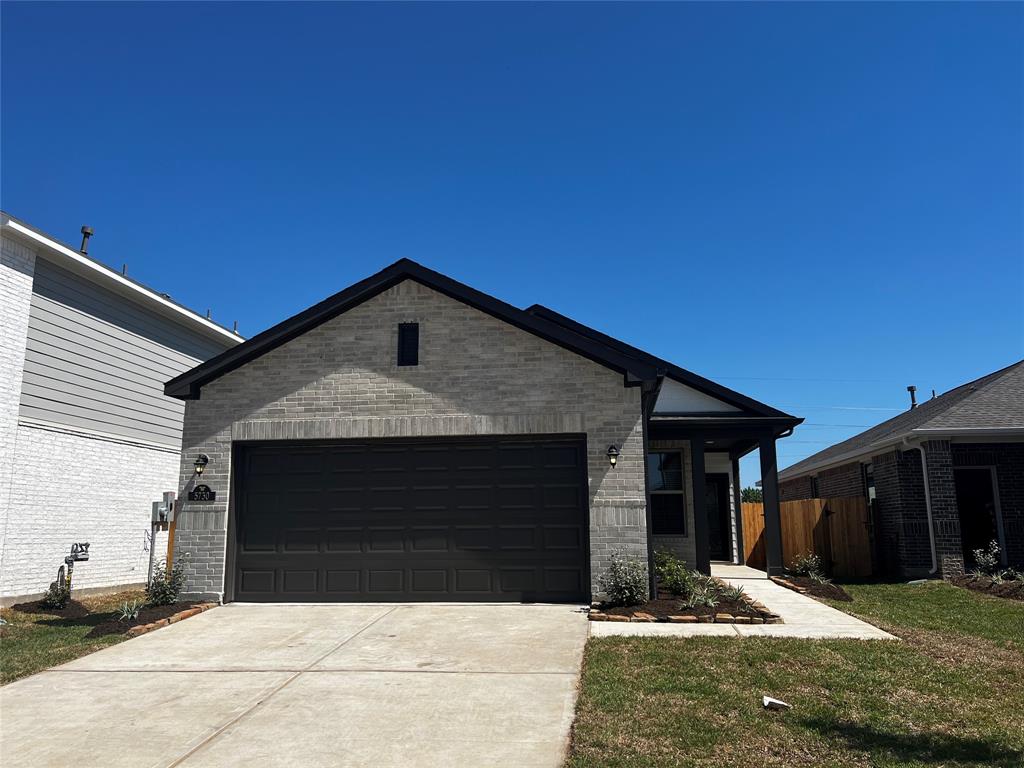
<box><xmin>19</xmin><ymin>258</ymin><xmax>232</xmax><ymax>447</ymax></box>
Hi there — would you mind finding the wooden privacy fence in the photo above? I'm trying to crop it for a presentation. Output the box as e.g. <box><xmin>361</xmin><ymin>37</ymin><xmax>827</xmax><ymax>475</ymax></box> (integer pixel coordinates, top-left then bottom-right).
<box><xmin>742</xmin><ymin>497</ymin><xmax>873</xmax><ymax>578</ymax></box>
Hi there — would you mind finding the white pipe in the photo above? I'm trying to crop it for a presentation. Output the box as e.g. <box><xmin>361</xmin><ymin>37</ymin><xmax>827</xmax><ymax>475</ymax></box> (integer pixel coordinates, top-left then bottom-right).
<box><xmin>905</xmin><ymin>441</ymin><xmax>938</xmax><ymax>576</ymax></box>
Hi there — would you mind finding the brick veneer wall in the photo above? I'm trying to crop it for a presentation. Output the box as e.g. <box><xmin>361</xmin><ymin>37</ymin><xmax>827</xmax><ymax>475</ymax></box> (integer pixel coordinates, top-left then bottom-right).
<box><xmin>174</xmin><ymin>279</ymin><xmax>648</xmax><ymax>601</ymax></box>
<box><xmin>0</xmin><ymin>234</ymin><xmax>36</xmax><ymax>591</ymax></box>
<box><xmin>779</xmin><ymin>475</ymin><xmax>814</xmax><ymax>502</ymax></box>
<box><xmin>818</xmin><ymin>462</ymin><xmax>865</xmax><ymax>498</ymax></box>
<box><xmin>870</xmin><ymin>448</ymin><xmax>932</xmax><ymax>577</ymax></box>
<box><xmin>0</xmin><ymin>423</ymin><xmax>172</xmax><ymax>600</ymax></box>
<box><xmin>953</xmin><ymin>442</ymin><xmax>1024</xmax><ymax>568</ymax></box>
<box><xmin>923</xmin><ymin>440</ymin><xmax>964</xmax><ymax>577</ymax></box>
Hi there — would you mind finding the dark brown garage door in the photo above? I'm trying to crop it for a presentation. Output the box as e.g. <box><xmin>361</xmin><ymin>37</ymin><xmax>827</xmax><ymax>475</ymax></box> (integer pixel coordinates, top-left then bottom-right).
<box><xmin>230</xmin><ymin>435</ymin><xmax>589</xmax><ymax>602</ymax></box>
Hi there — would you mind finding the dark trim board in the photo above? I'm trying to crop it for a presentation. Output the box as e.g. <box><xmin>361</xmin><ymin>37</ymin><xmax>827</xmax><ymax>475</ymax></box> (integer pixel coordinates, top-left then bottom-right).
<box><xmin>225</xmin><ymin>433</ymin><xmax>592</xmax><ymax>603</ymax></box>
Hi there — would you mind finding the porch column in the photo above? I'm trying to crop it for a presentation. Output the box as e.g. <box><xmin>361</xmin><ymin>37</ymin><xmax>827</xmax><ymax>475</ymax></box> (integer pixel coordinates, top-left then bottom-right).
<box><xmin>732</xmin><ymin>456</ymin><xmax>744</xmax><ymax>565</ymax></box>
<box><xmin>691</xmin><ymin>435</ymin><xmax>710</xmax><ymax>574</ymax></box>
<box><xmin>759</xmin><ymin>433</ymin><xmax>784</xmax><ymax>576</ymax></box>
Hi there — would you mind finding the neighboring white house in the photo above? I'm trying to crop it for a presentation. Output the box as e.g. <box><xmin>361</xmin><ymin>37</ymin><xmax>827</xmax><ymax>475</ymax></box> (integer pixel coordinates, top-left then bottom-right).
<box><xmin>0</xmin><ymin>213</ymin><xmax>242</xmax><ymax>604</ymax></box>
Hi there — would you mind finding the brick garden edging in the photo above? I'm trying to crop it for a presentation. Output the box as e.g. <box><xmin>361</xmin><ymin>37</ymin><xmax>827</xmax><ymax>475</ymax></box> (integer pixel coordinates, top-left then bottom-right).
<box><xmin>771</xmin><ymin>575</ymin><xmax>809</xmax><ymax>594</ymax></box>
<box><xmin>126</xmin><ymin>603</ymin><xmax>217</xmax><ymax>638</ymax></box>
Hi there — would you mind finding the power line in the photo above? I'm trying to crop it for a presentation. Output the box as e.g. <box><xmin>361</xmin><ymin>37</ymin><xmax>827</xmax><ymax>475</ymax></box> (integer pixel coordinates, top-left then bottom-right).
<box><xmin>779</xmin><ymin>404</ymin><xmax>902</xmax><ymax>412</ymax></box>
<box><xmin>712</xmin><ymin>375</ymin><xmax>891</xmax><ymax>384</ymax></box>
<box><xmin>800</xmin><ymin>423</ymin><xmax>871</xmax><ymax>428</ymax></box>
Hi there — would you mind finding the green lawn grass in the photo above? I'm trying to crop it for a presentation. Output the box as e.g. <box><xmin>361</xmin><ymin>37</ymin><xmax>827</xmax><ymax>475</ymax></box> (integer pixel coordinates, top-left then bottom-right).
<box><xmin>566</xmin><ymin>582</ymin><xmax>1024</xmax><ymax>768</ymax></box>
<box><xmin>0</xmin><ymin>590</ymin><xmax>145</xmax><ymax>684</ymax></box>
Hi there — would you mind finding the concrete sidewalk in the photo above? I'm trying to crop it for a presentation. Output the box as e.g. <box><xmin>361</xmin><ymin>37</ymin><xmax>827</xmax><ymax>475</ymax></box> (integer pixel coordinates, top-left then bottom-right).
<box><xmin>590</xmin><ymin>564</ymin><xmax>895</xmax><ymax>640</ymax></box>
<box><xmin>0</xmin><ymin>603</ymin><xmax>589</xmax><ymax>767</ymax></box>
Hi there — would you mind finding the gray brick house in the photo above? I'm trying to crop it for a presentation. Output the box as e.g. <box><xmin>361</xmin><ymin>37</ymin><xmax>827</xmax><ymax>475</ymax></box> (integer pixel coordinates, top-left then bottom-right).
<box><xmin>165</xmin><ymin>259</ymin><xmax>800</xmax><ymax>602</ymax></box>
<box><xmin>779</xmin><ymin>361</ymin><xmax>1024</xmax><ymax>578</ymax></box>
<box><xmin>0</xmin><ymin>213</ymin><xmax>241</xmax><ymax>604</ymax></box>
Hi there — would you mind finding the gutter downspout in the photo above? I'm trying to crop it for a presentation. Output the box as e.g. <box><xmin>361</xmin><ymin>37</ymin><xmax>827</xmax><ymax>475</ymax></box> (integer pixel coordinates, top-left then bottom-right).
<box><xmin>904</xmin><ymin>439</ymin><xmax>938</xmax><ymax>576</ymax></box>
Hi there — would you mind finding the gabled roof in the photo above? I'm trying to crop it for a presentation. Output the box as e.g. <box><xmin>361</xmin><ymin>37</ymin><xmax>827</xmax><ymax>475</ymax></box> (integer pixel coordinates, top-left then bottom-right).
<box><xmin>165</xmin><ymin>257</ymin><xmax>797</xmax><ymax>425</ymax></box>
<box><xmin>779</xmin><ymin>359</ymin><xmax>1024</xmax><ymax>480</ymax></box>
<box><xmin>525</xmin><ymin>304</ymin><xmax>793</xmax><ymax>419</ymax></box>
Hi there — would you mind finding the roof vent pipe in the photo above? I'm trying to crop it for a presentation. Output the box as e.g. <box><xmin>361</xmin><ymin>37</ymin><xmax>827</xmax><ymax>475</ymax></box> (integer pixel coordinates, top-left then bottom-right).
<box><xmin>79</xmin><ymin>226</ymin><xmax>93</xmax><ymax>254</ymax></box>
<box><xmin>907</xmin><ymin>385</ymin><xmax>917</xmax><ymax>410</ymax></box>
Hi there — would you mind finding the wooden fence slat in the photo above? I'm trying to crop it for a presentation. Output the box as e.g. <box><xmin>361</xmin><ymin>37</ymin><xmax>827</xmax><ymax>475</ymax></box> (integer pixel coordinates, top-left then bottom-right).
<box><xmin>739</xmin><ymin>497</ymin><xmax>872</xmax><ymax>577</ymax></box>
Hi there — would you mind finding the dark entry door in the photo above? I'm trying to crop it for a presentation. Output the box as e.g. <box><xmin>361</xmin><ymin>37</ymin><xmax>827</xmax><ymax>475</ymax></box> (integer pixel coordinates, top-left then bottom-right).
<box><xmin>953</xmin><ymin>467</ymin><xmax>1000</xmax><ymax>565</ymax></box>
<box><xmin>231</xmin><ymin>436</ymin><xmax>589</xmax><ymax>603</ymax></box>
<box><xmin>706</xmin><ymin>473</ymin><xmax>732</xmax><ymax>561</ymax></box>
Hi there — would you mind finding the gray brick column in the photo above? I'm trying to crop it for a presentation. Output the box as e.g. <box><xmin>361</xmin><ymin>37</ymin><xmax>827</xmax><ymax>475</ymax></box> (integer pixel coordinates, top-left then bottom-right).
<box><xmin>923</xmin><ymin>440</ymin><xmax>964</xmax><ymax>577</ymax></box>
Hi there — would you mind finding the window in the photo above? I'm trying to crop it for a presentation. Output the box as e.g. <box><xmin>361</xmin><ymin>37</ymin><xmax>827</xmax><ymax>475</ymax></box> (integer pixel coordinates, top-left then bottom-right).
<box><xmin>397</xmin><ymin>323</ymin><xmax>419</xmax><ymax>366</ymax></box>
<box><xmin>648</xmin><ymin>451</ymin><xmax>686</xmax><ymax>535</ymax></box>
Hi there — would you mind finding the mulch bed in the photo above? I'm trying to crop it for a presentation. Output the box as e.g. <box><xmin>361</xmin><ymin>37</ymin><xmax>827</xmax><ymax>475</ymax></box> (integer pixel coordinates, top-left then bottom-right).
<box><xmin>8</xmin><ymin>598</ymin><xmax>206</xmax><ymax>638</ymax></box>
<box><xmin>590</xmin><ymin>589</ymin><xmax>782</xmax><ymax>624</ymax></box>
<box><xmin>771</xmin><ymin>575</ymin><xmax>852</xmax><ymax>602</ymax></box>
<box><xmin>951</xmin><ymin>574</ymin><xmax>1024</xmax><ymax>602</ymax></box>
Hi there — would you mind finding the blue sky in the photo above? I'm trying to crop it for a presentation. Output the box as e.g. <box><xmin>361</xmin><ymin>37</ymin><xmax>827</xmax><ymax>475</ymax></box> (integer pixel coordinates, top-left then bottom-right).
<box><xmin>3</xmin><ymin>2</ymin><xmax>1022</xmax><ymax>483</ymax></box>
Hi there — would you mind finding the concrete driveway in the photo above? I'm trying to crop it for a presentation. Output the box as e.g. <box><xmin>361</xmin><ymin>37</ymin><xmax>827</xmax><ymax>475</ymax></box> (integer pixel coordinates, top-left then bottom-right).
<box><xmin>0</xmin><ymin>603</ymin><xmax>589</xmax><ymax>767</ymax></box>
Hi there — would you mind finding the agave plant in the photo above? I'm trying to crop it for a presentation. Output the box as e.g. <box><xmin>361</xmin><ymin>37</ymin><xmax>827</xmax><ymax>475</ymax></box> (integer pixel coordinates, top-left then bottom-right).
<box><xmin>118</xmin><ymin>599</ymin><xmax>143</xmax><ymax>623</ymax></box>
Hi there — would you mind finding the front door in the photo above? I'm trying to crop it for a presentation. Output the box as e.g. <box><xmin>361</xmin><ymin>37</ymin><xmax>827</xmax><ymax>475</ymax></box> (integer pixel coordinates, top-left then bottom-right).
<box><xmin>706</xmin><ymin>473</ymin><xmax>732</xmax><ymax>561</ymax></box>
<box><xmin>953</xmin><ymin>467</ymin><xmax>1000</xmax><ymax>566</ymax></box>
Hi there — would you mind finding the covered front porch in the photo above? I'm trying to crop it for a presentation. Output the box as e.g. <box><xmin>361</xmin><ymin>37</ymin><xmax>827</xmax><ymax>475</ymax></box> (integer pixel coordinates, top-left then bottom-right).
<box><xmin>642</xmin><ymin>407</ymin><xmax>801</xmax><ymax>582</ymax></box>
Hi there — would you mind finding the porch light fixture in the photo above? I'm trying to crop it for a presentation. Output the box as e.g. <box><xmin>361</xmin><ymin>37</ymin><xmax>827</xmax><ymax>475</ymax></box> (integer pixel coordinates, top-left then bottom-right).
<box><xmin>194</xmin><ymin>454</ymin><xmax>209</xmax><ymax>476</ymax></box>
<box><xmin>606</xmin><ymin>445</ymin><xmax>620</xmax><ymax>467</ymax></box>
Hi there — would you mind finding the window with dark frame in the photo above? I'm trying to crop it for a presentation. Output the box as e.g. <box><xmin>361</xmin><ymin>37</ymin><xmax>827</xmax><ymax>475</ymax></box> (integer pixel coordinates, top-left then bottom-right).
<box><xmin>397</xmin><ymin>322</ymin><xmax>419</xmax><ymax>366</ymax></box>
<box><xmin>648</xmin><ymin>451</ymin><xmax>686</xmax><ymax>535</ymax></box>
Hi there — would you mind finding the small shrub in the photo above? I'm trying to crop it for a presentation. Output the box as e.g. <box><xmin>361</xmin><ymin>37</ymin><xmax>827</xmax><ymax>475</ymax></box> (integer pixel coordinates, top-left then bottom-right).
<box><xmin>654</xmin><ymin>550</ymin><xmax>696</xmax><ymax>597</ymax></box>
<box><xmin>118</xmin><ymin>599</ymin><xmax>143</xmax><ymax>623</ymax></box>
<box><xmin>789</xmin><ymin>552</ymin><xmax>826</xmax><ymax>580</ymax></box>
<box><xmin>146</xmin><ymin>554</ymin><xmax>189</xmax><ymax>606</ymax></box>
<box><xmin>721</xmin><ymin>583</ymin><xmax>746</xmax><ymax>602</ymax></box>
<box><xmin>971</xmin><ymin>540</ymin><xmax>1001</xmax><ymax>576</ymax></box>
<box><xmin>683</xmin><ymin>579</ymin><xmax>721</xmax><ymax>610</ymax></box>
<box><xmin>599</xmin><ymin>551</ymin><xmax>649</xmax><ymax>607</ymax></box>
<box><xmin>39</xmin><ymin>581</ymin><xmax>70</xmax><ymax>609</ymax></box>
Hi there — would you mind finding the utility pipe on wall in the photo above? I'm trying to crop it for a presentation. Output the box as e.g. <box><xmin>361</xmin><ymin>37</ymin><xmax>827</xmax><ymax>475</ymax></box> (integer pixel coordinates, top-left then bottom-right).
<box><xmin>904</xmin><ymin>440</ymin><xmax>938</xmax><ymax>576</ymax></box>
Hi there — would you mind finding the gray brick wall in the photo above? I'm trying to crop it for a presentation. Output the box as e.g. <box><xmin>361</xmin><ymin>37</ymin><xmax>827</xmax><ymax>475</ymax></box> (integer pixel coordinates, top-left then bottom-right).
<box><xmin>174</xmin><ymin>279</ymin><xmax>647</xmax><ymax>600</ymax></box>
<box><xmin>923</xmin><ymin>440</ymin><xmax>964</xmax><ymax>577</ymax></box>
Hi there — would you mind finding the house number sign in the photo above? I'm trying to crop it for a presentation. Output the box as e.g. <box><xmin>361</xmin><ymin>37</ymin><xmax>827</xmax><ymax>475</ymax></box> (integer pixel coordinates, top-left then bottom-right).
<box><xmin>188</xmin><ymin>484</ymin><xmax>217</xmax><ymax>502</ymax></box>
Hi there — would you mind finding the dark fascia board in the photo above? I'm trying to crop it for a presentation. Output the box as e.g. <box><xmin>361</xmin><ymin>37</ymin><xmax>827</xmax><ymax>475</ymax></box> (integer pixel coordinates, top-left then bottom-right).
<box><xmin>165</xmin><ymin>259</ymin><xmax>661</xmax><ymax>399</ymax></box>
<box><xmin>526</xmin><ymin>304</ymin><xmax>797</xmax><ymax>419</ymax></box>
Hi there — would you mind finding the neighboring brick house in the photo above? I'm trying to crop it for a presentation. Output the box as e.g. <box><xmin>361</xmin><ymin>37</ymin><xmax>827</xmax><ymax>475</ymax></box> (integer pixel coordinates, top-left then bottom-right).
<box><xmin>779</xmin><ymin>361</ymin><xmax>1024</xmax><ymax>578</ymax></box>
<box><xmin>164</xmin><ymin>259</ymin><xmax>801</xmax><ymax>603</ymax></box>
<box><xmin>0</xmin><ymin>213</ymin><xmax>242</xmax><ymax>604</ymax></box>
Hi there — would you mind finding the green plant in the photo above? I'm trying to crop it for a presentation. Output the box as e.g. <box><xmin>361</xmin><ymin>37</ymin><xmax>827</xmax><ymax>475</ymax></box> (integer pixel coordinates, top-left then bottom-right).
<box><xmin>654</xmin><ymin>550</ymin><xmax>696</xmax><ymax>597</ymax></box>
<box><xmin>145</xmin><ymin>554</ymin><xmax>189</xmax><ymax>606</ymax></box>
<box><xmin>720</xmin><ymin>583</ymin><xmax>746</xmax><ymax>602</ymax></box>
<box><xmin>682</xmin><ymin>579</ymin><xmax>721</xmax><ymax>610</ymax></box>
<box><xmin>741</xmin><ymin>487</ymin><xmax>763</xmax><ymax>503</ymax></box>
<box><xmin>599</xmin><ymin>551</ymin><xmax>649</xmax><ymax>607</ymax></box>
<box><xmin>117</xmin><ymin>599</ymin><xmax>143</xmax><ymax>622</ymax></box>
<box><xmin>971</xmin><ymin>540</ymin><xmax>1001</xmax><ymax>576</ymax></box>
<box><xmin>39</xmin><ymin>581</ymin><xmax>70</xmax><ymax>609</ymax></box>
<box><xmin>789</xmin><ymin>552</ymin><xmax>826</xmax><ymax>580</ymax></box>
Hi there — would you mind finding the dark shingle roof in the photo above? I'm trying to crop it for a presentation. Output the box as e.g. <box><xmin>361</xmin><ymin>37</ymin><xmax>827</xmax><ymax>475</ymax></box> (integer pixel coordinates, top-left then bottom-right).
<box><xmin>779</xmin><ymin>360</ymin><xmax>1024</xmax><ymax>479</ymax></box>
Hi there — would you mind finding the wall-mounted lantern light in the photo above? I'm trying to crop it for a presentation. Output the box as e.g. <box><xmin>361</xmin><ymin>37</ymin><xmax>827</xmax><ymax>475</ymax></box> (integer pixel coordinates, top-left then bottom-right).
<box><xmin>194</xmin><ymin>454</ymin><xmax>210</xmax><ymax>476</ymax></box>
<box><xmin>606</xmin><ymin>445</ymin><xmax>620</xmax><ymax>468</ymax></box>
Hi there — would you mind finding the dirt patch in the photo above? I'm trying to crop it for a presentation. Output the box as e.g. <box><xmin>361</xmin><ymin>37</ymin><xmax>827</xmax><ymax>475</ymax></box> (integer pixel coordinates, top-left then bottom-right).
<box><xmin>774</xmin><ymin>576</ymin><xmax>852</xmax><ymax>602</ymax></box>
<box><xmin>8</xmin><ymin>598</ymin><xmax>202</xmax><ymax>638</ymax></box>
<box><xmin>85</xmin><ymin>602</ymin><xmax>203</xmax><ymax>638</ymax></box>
<box><xmin>951</xmin><ymin>575</ymin><xmax>1024</xmax><ymax>602</ymax></box>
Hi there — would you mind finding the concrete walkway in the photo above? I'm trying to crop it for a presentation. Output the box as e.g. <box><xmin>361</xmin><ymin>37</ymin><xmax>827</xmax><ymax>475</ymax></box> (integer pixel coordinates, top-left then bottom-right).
<box><xmin>591</xmin><ymin>564</ymin><xmax>894</xmax><ymax>640</ymax></box>
<box><xmin>0</xmin><ymin>603</ymin><xmax>589</xmax><ymax>767</ymax></box>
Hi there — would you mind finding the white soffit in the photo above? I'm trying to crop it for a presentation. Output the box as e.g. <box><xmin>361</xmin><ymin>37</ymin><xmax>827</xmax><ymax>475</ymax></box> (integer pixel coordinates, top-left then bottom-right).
<box><xmin>653</xmin><ymin>378</ymin><xmax>742</xmax><ymax>413</ymax></box>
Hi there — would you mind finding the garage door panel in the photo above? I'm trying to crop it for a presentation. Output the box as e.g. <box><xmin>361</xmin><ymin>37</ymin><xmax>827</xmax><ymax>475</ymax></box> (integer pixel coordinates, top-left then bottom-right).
<box><xmin>232</xmin><ymin>436</ymin><xmax>588</xmax><ymax>602</ymax></box>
